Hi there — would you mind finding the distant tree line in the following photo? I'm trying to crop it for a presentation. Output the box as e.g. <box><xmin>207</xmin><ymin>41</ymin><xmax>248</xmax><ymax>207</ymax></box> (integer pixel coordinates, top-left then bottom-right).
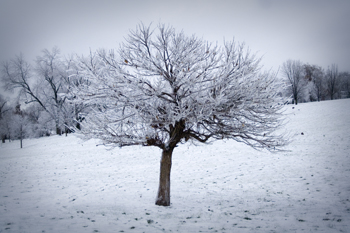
<box><xmin>281</xmin><ymin>59</ymin><xmax>350</xmax><ymax>104</ymax></box>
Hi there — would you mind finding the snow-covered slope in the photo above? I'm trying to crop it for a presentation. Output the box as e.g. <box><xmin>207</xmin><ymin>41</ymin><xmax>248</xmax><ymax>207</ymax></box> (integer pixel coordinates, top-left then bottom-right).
<box><xmin>1</xmin><ymin>99</ymin><xmax>349</xmax><ymax>232</ymax></box>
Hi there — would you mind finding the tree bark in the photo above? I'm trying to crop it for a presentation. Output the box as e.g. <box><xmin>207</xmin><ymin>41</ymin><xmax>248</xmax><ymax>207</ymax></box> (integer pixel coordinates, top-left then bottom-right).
<box><xmin>56</xmin><ymin>125</ymin><xmax>62</xmax><ymax>135</ymax></box>
<box><xmin>20</xmin><ymin>124</ymin><xmax>23</xmax><ymax>149</ymax></box>
<box><xmin>155</xmin><ymin>147</ymin><xmax>174</xmax><ymax>206</ymax></box>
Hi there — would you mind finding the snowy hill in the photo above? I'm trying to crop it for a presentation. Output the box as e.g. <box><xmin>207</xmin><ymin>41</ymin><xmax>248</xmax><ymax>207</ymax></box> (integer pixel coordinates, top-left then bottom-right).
<box><xmin>1</xmin><ymin>99</ymin><xmax>349</xmax><ymax>232</ymax></box>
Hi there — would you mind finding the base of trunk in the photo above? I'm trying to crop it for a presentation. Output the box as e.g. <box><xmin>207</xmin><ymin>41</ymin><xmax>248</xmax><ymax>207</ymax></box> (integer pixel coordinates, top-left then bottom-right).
<box><xmin>155</xmin><ymin>196</ymin><xmax>170</xmax><ymax>206</ymax></box>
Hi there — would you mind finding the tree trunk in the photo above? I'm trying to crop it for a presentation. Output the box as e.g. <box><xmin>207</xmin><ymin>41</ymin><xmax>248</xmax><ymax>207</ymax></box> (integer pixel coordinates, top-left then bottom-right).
<box><xmin>20</xmin><ymin>124</ymin><xmax>23</xmax><ymax>149</ymax></box>
<box><xmin>294</xmin><ymin>96</ymin><xmax>298</xmax><ymax>105</ymax></box>
<box><xmin>65</xmin><ymin>124</ymin><xmax>70</xmax><ymax>136</ymax></box>
<box><xmin>55</xmin><ymin>119</ymin><xmax>62</xmax><ymax>135</ymax></box>
<box><xmin>56</xmin><ymin>126</ymin><xmax>61</xmax><ymax>135</ymax></box>
<box><xmin>155</xmin><ymin>147</ymin><xmax>174</xmax><ymax>206</ymax></box>
<box><xmin>76</xmin><ymin>122</ymin><xmax>81</xmax><ymax>130</ymax></box>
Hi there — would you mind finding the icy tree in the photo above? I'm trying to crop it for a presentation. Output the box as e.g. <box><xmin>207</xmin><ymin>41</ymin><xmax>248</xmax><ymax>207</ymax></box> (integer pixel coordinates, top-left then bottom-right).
<box><xmin>1</xmin><ymin>48</ymin><xmax>73</xmax><ymax>135</ymax></box>
<box><xmin>303</xmin><ymin>64</ymin><xmax>325</xmax><ymax>102</ymax></box>
<box><xmin>62</xmin><ymin>55</ymin><xmax>90</xmax><ymax>132</ymax></box>
<box><xmin>71</xmin><ymin>23</ymin><xmax>288</xmax><ymax>206</ymax></box>
<box><xmin>35</xmin><ymin>47</ymin><xmax>69</xmax><ymax>135</ymax></box>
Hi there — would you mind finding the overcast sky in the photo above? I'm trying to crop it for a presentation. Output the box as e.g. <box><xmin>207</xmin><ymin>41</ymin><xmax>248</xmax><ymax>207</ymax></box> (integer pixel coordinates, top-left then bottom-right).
<box><xmin>1</xmin><ymin>0</ymin><xmax>349</xmax><ymax>76</ymax></box>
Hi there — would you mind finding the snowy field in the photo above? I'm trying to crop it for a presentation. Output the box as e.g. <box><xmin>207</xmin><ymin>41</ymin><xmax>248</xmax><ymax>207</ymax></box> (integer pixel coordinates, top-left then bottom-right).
<box><xmin>1</xmin><ymin>99</ymin><xmax>349</xmax><ymax>233</ymax></box>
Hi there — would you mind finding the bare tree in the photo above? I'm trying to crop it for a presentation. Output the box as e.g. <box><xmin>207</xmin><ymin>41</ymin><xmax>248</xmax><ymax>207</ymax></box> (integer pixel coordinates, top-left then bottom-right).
<box><xmin>326</xmin><ymin>64</ymin><xmax>339</xmax><ymax>100</ymax></box>
<box><xmin>1</xmin><ymin>54</ymin><xmax>47</xmax><ymax>108</ymax></box>
<box><xmin>313</xmin><ymin>67</ymin><xmax>326</xmax><ymax>101</ymax></box>
<box><xmin>282</xmin><ymin>60</ymin><xmax>305</xmax><ymax>105</ymax></box>
<box><xmin>339</xmin><ymin>72</ymin><xmax>350</xmax><ymax>98</ymax></box>
<box><xmin>35</xmin><ymin>47</ymin><xmax>69</xmax><ymax>135</ymax></box>
<box><xmin>0</xmin><ymin>94</ymin><xmax>8</xmax><ymax>120</ymax></box>
<box><xmin>0</xmin><ymin>94</ymin><xmax>10</xmax><ymax>143</ymax></box>
<box><xmin>71</xmin><ymin>23</ymin><xmax>289</xmax><ymax>206</ymax></box>
<box><xmin>1</xmin><ymin>48</ymin><xmax>72</xmax><ymax>135</ymax></box>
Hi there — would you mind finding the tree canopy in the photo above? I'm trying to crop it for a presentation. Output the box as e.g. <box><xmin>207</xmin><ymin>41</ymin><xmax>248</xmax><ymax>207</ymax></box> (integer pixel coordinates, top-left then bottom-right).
<box><xmin>71</xmin><ymin>23</ymin><xmax>288</xmax><ymax>152</ymax></box>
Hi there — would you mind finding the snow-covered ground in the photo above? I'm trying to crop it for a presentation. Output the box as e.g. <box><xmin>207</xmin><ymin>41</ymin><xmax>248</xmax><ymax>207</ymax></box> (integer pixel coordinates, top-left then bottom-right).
<box><xmin>1</xmin><ymin>99</ymin><xmax>349</xmax><ymax>232</ymax></box>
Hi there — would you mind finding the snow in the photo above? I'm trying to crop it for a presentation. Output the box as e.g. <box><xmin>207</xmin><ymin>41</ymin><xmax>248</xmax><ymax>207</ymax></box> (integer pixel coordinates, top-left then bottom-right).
<box><xmin>1</xmin><ymin>99</ymin><xmax>349</xmax><ymax>232</ymax></box>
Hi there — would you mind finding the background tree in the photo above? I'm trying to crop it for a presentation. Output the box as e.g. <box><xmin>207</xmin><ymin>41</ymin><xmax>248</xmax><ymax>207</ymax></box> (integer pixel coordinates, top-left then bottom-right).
<box><xmin>1</xmin><ymin>54</ymin><xmax>45</xmax><ymax>107</ymax></box>
<box><xmin>35</xmin><ymin>47</ymin><xmax>69</xmax><ymax>135</ymax></box>
<box><xmin>303</xmin><ymin>64</ymin><xmax>325</xmax><ymax>102</ymax></box>
<box><xmin>339</xmin><ymin>71</ymin><xmax>350</xmax><ymax>98</ymax></box>
<box><xmin>282</xmin><ymin>60</ymin><xmax>305</xmax><ymax>105</ymax></box>
<box><xmin>0</xmin><ymin>95</ymin><xmax>8</xmax><ymax>118</ymax></box>
<box><xmin>1</xmin><ymin>48</ymin><xmax>73</xmax><ymax>135</ymax></box>
<box><xmin>24</xmin><ymin>104</ymin><xmax>52</xmax><ymax>137</ymax></box>
<box><xmin>0</xmin><ymin>108</ymin><xmax>12</xmax><ymax>143</ymax></box>
<box><xmin>62</xmin><ymin>55</ymin><xmax>89</xmax><ymax>133</ymax></box>
<box><xmin>326</xmin><ymin>64</ymin><xmax>339</xmax><ymax>100</ymax></box>
<box><xmin>0</xmin><ymin>94</ymin><xmax>10</xmax><ymax>143</ymax></box>
<box><xmin>311</xmin><ymin>66</ymin><xmax>326</xmax><ymax>101</ymax></box>
<box><xmin>12</xmin><ymin>104</ymin><xmax>29</xmax><ymax>148</ymax></box>
<box><xmin>71</xmin><ymin>23</ymin><xmax>289</xmax><ymax>206</ymax></box>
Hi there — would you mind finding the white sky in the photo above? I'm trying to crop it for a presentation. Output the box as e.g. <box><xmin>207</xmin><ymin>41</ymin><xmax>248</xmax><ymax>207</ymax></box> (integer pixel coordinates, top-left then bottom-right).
<box><xmin>0</xmin><ymin>0</ymin><xmax>349</xmax><ymax>75</ymax></box>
